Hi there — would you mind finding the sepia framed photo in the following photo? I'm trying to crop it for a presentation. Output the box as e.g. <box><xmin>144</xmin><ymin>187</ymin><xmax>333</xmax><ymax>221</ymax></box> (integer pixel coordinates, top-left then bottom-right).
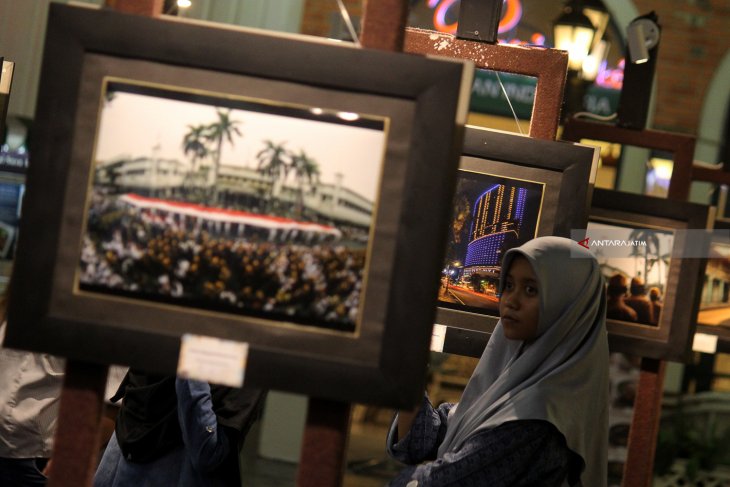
<box><xmin>5</xmin><ymin>4</ymin><xmax>473</xmax><ymax>408</ymax></box>
<box><xmin>694</xmin><ymin>218</ymin><xmax>730</xmax><ymax>347</ymax></box>
<box><xmin>587</xmin><ymin>189</ymin><xmax>713</xmax><ymax>362</ymax></box>
<box><xmin>435</xmin><ymin>126</ymin><xmax>599</xmax><ymax>335</ymax></box>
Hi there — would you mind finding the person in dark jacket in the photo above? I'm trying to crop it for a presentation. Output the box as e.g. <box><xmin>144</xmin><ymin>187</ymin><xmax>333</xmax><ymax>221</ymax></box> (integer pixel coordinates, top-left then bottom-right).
<box><xmin>94</xmin><ymin>370</ymin><xmax>266</xmax><ymax>487</ymax></box>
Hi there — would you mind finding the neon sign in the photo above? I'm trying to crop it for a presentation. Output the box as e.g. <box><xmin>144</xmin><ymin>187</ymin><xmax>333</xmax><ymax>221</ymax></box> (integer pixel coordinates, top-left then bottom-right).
<box><xmin>428</xmin><ymin>0</ymin><xmax>523</xmax><ymax>35</ymax></box>
<box><xmin>595</xmin><ymin>59</ymin><xmax>625</xmax><ymax>90</ymax></box>
<box><xmin>424</xmin><ymin>0</ymin><xmax>623</xmax><ymax>90</ymax></box>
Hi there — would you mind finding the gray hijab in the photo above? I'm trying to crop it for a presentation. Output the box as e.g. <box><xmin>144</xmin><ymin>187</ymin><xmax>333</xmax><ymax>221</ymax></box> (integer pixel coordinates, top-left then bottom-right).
<box><xmin>437</xmin><ymin>236</ymin><xmax>609</xmax><ymax>487</ymax></box>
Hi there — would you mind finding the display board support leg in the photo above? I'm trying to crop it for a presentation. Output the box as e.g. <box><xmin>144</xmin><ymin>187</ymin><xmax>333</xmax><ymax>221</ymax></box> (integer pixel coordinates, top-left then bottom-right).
<box><xmin>296</xmin><ymin>398</ymin><xmax>352</xmax><ymax>487</ymax></box>
<box><xmin>104</xmin><ymin>0</ymin><xmax>163</xmax><ymax>16</ymax></box>
<box><xmin>47</xmin><ymin>2</ymin><xmax>162</xmax><ymax>485</ymax></box>
<box><xmin>47</xmin><ymin>361</ymin><xmax>108</xmax><ymax>487</ymax></box>
<box><xmin>361</xmin><ymin>0</ymin><xmax>409</xmax><ymax>51</ymax></box>
<box><xmin>622</xmin><ymin>357</ymin><xmax>666</xmax><ymax>487</ymax></box>
<box><xmin>293</xmin><ymin>3</ymin><xmax>407</xmax><ymax>485</ymax></box>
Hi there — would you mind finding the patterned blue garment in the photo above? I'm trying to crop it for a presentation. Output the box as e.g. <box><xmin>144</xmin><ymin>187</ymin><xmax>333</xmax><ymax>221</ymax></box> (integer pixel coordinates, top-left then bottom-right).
<box><xmin>386</xmin><ymin>397</ymin><xmax>576</xmax><ymax>487</ymax></box>
<box><xmin>95</xmin><ymin>379</ymin><xmax>256</xmax><ymax>487</ymax></box>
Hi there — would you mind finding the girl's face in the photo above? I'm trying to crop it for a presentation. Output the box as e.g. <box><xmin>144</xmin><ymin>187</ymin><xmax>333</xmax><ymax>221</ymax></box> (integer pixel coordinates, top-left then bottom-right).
<box><xmin>499</xmin><ymin>255</ymin><xmax>540</xmax><ymax>341</ymax></box>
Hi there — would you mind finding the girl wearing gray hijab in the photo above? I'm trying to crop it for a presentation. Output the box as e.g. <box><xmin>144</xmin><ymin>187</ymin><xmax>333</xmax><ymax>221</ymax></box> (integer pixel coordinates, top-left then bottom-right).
<box><xmin>386</xmin><ymin>236</ymin><xmax>609</xmax><ymax>486</ymax></box>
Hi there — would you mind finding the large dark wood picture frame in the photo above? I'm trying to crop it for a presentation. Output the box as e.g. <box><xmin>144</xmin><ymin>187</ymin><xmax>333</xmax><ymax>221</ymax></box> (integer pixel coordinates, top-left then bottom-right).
<box><xmin>434</xmin><ymin>126</ymin><xmax>599</xmax><ymax>335</ymax></box>
<box><xmin>589</xmin><ymin>188</ymin><xmax>713</xmax><ymax>362</ymax></box>
<box><xmin>4</xmin><ymin>4</ymin><xmax>473</xmax><ymax>408</ymax></box>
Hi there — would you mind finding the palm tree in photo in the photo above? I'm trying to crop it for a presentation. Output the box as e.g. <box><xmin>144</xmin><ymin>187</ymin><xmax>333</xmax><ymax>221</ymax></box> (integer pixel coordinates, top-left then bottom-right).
<box><xmin>206</xmin><ymin>109</ymin><xmax>242</xmax><ymax>206</ymax></box>
<box><xmin>182</xmin><ymin>124</ymin><xmax>210</xmax><ymax>176</ymax></box>
<box><xmin>256</xmin><ymin>140</ymin><xmax>290</xmax><ymax>212</ymax></box>
<box><xmin>289</xmin><ymin>149</ymin><xmax>320</xmax><ymax>219</ymax></box>
<box><xmin>628</xmin><ymin>228</ymin><xmax>660</xmax><ymax>282</ymax></box>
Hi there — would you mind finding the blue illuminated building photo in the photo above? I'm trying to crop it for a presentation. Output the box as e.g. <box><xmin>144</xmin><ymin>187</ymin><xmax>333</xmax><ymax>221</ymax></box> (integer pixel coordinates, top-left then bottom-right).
<box><xmin>439</xmin><ymin>171</ymin><xmax>543</xmax><ymax>315</ymax></box>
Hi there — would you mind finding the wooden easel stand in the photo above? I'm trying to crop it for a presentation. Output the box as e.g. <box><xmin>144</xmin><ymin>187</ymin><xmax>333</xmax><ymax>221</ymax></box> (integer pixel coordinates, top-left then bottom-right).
<box><xmin>622</xmin><ymin>358</ymin><xmax>666</xmax><ymax>487</ymax></box>
<box><xmin>295</xmin><ymin>2</ymin><xmax>410</xmax><ymax>485</ymax></box>
<box><xmin>46</xmin><ymin>1</ymin><xmax>407</xmax><ymax>487</ymax></box>
<box><xmin>47</xmin><ymin>361</ymin><xmax>109</xmax><ymax>487</ymax></box>
<box><xmin>404</xmin><ymin>28</ymin><xmax>568</xmax><ymax>141</ymax></box>
<box><xmin>562</xmin><ymin>118</ymin><xmax>699</xmax><ymax>487</ymax></box>
<box><xmin>561</xmin><ymin>119</ymin><xmax>696</xmax><ymax>201</ymax></box>
<box><xmin>360</xmin><ymin>0</ymin><xmax>410</xmax><ymax>51</ymax></box>
<box><xmin>295</xmin><ymin>398</ymin><xmax>353</xmax><ymax>487</ymax></box>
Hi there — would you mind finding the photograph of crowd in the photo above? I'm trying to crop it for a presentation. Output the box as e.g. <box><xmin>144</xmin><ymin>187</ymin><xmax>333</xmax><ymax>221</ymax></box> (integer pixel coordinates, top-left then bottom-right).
<box><xmin>697</xmin><ymin>236</ymin><xmax>730</xmax><ymax>327</ymax></box>
<box><xmin>587</xmin><ymin>221</ymin><xmax>674</xmax><ymax>327</ymax></box>
<box><xmin>77</xmin><ymin>81</ymin><xmax>388</xmax><ymax>332</ymax></box>
<box><xmin>438</xmin><ymin>170</ymin><xmax>543</xmax><ymax>316</ymax></box>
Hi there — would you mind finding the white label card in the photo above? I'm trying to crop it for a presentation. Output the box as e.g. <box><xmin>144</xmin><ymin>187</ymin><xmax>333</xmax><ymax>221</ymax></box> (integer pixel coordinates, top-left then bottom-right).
<box><xmin>692</xmin><ymin>333</ymin><xmax>718</xmax><ymax>354</ymax></box>
<box><xmin>177</xmin><ymin>334</ymin><xmax>248</xmax><ymax>387</ymax></box>
<box><xmin>431</xmin><ymin>324</ymin><xmax>447</xmax><ymax>353</ymax></box>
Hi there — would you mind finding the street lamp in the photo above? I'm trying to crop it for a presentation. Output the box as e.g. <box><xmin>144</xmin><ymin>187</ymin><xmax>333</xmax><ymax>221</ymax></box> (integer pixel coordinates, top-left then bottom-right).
<box><xmin>444</xmin><ymin>261</ymin><xmax>461</xmax><ymax>294</ymax></box>
<box><xmin>582</xmin><ymin>0</ymin><xmax>610</xmax><ymax>48</ymax></box>
<box><xmin>581</xmin><ymin>0</ymin><xmax>611</xmax><ymax>82</ymax></box>
<box><xmin>553</xmin><ymin>0</ymin><xmax>601</xmax><ymax>119</ymax></box>
<box><xmin>553</xmin><ymin>0</ymin><xmax>596</xmax><ymax>73</ymax></box>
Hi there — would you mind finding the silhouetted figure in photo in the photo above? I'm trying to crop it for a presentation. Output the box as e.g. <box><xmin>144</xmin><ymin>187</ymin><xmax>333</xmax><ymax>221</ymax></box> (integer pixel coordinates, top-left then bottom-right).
<box><xmin>649</xmin><ymin>286</ymin><xmax>663</xmax><ymax>326</ymax></box>
<box><xmin>606</xmin><ymin>274</ymin><xmax>638</xmax><ymax>322</ymax></box>
<box><xmin>625</xmin><ymin>277</ymin><xmax>654</xmax><ymax>325</ymax></box>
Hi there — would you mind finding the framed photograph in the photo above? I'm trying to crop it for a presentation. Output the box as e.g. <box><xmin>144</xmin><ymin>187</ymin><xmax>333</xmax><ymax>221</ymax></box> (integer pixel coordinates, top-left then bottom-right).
<box><xmin>587</xmin><ymin>188</ymin><xmax>713</xmax><ymax>362</ymax></box>
<box><xmin>5</xmin><ymin>4</ymin><xmax>473</xmax><ymax>408</ymax></box>
<box><xmin>435</xmin><ymin>126</ymin><xmax>599</xmax><ymax>334</ymax></box>
<box><xmin>694</xmin><ymin>219</ymin><xmax>730</xmax><ymax>346</ymax></box>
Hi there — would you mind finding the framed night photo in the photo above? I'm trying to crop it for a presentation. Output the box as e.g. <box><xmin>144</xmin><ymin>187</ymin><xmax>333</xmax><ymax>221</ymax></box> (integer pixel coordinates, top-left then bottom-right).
<box><xmin>5</xmin><ymin>4</ymin><xmax>473</xmax><ymax>408</ymax></box>
<box><xmin>435</xmin><ymin>126</ymin><xmax>599</xmax><ymax>334</ymax></box>
<box><xmin>438</xmin><ymin>172</ymin><xmax>543</xmax><ymax>317</ymax></box>
<box><xmin>587</xmin><ymin>189</ymin><xmax>713</xmax><ymax>362</ymax></box>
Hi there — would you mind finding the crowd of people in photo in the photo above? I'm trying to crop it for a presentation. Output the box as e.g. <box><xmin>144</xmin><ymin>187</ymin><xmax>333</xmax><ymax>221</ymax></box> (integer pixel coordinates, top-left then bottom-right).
<box><xmin>79</xmin><ymin>193</ymin><xmax>365</xmax><ymax>329</ymax></box>
<box><xmin>606</xmin><ymin>273</ymin><xmax>664</xmax><ymax>326</ymax></box>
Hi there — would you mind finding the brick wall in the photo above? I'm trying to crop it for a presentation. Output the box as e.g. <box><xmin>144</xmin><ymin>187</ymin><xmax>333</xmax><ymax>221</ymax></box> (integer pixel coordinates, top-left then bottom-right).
<box><xmin>300</xmin><ymin>0</ymin><xmax>730</xmax><ymax>136</ymax></box>
<box><xmin>633</xmin><ymin>0</ymin><xmax>730</xmax><ymax>134</ymax></box>
<box><xmin>300</xmin><ymin>0</ymin><xmax>362</xmax><ymax>38</ymax></box>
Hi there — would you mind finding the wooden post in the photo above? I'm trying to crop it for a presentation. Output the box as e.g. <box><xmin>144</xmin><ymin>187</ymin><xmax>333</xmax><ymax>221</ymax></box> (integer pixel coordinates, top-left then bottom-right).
<box><xmin>295</xmin><ymin>2</ymin><xmax>409</xmax><ymax>485</ymax></box>
<box><xmin>622</xmin><ymin>358</ymin><xmax>666</xmax><ymax>487</ymax></box>
<box><xmin>296</xmin><ymin>398</ymin><xmax>353</xmax><ymax>487</ymax></box>
<box><xmin>104</xmin><ymin>0</ymin><xmax>163</xmax><ymax>16</ymax></box>
<box><xmin>47</xmin><ymin>361</ymin><xmax>109</xmax><ymax>487</ymax></box>
<box><xmin>44</xmin><ymin>3</ymin><xmax>163</xmax><ymax>487</ymax></box>
<box><xmin>561</xmin><ymin>119</ymin><xmax>703</xmax><ymax>486</ymax></box>
<box><xmin>360</xmin><ymin>0</ymin><xmax>410</xmax><ymax>52</ymax></box>
<box><xmin>561</xmin><ymin>119</ymin><xmax>696</xmax><ymax>202</ymax></box>
<box><xmin>403</xmin><ymin>29</ymin><xmax>568</xmax><ymax>141</ymax></box>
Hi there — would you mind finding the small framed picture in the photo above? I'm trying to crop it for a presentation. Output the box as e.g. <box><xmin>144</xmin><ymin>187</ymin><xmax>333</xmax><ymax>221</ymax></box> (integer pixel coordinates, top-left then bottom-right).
<box><xmin>587</xmin><ymin>188</ymin><xmax>713</xmax><ymax>362</ymax></box>
<box><xmin>435</xmin><ymin>126</ymin><xmax>599</xmax><ymax>334</ymax></box>
<box><xmin>693</xmin><ymin>219</ymin><xmax>730</xmax><ymax>345</ymax></box>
